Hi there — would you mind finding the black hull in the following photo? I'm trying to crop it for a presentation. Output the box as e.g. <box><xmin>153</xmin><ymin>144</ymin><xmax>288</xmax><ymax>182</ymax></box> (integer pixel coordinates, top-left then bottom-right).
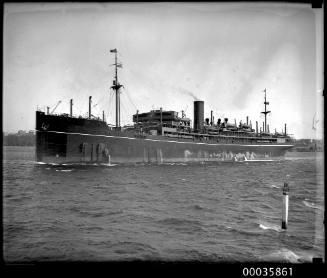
<box><xmin>36</xmin><ymin>111</ymin><xmax>294</xmax><ymax>164</ymax></box>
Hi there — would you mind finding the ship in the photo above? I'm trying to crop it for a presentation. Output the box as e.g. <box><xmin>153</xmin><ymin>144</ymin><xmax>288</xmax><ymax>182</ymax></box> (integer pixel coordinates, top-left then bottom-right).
<box><xmin>35</xmin><ymin>49</ymin><xmax>294</xmax><ymax>164</ymax></box>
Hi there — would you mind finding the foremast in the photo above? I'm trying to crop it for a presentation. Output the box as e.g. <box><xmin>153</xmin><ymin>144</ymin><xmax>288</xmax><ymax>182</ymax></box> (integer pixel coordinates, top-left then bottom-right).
<box><xmin>261</xmin><ymin>88</ymin><xmax>271</xmax><ymax>133</ymax></box>
<box><xmin>110</xmin><ymin>48</ymin><xmax>123</xmax><ymax>129</ymax></box>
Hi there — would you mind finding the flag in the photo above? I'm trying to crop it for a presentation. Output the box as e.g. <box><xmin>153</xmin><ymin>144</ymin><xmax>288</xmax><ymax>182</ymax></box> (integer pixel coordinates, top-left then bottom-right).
<box><xmin>110</xmin><ymin>49</ymin><xmax>117</xmax><ymax>53</ymax></box>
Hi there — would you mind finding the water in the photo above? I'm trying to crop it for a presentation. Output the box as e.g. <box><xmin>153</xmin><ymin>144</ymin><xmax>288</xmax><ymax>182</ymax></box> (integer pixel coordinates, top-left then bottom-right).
<box><xmin>3</xmin><ymin>146</ymin><xmax>324</xmax><ymax>262</ymax></box>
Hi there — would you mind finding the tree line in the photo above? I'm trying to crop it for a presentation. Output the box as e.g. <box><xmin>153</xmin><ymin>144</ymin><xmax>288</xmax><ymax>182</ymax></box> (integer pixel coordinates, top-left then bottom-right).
<box><xmin>3</xmin><ymin>133</ymin><xmax>35</xmax><ymax>146</ymax></box>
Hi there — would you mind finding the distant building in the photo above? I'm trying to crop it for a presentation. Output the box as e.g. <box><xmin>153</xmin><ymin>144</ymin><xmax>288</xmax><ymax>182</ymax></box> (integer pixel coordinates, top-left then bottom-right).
<box><xmin>17</xmin><ymin>130</ymin><xmax>26</xmax><ymax>135</ymax></box>
<box><xmin>28</xmin><ymin>130</ymin><xmax>35</xmax><ymax>134</ymax></box>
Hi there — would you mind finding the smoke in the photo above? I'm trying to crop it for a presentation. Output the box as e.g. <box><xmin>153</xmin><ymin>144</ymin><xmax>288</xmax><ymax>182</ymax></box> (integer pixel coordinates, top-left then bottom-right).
<box><xmin>127</xmin><ymin>68</ymin><xmax>200</xmax><ymax>101</ymax></box>
<box><xmin>176</xmin><ymin>86</ymin><xmax>200</xmax><ymax>101</ymax></box>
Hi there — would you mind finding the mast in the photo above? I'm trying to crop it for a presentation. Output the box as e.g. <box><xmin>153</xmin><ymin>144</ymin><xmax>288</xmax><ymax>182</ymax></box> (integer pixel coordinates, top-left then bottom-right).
<box><xmin>261</xmin><ymin>88</ymin><xmax>271</xmax><ymax>133</ymax></box>
<box><xmin>110</xmin><ymin>48</ymin><xmax>123</xmax><ymax>129</ymax></box>
<box><xmin>70</xmin><ymin>99</ymin><xmax>73</xmax><ymax>117</ymax></box>
<box><xmin>89</xmin><ymin>96</ymin><xmax>92</xmax><ymax>119</ymax></box>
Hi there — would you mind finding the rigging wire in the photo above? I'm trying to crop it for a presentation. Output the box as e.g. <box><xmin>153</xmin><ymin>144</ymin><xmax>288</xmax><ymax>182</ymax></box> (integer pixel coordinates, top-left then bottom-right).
<box><xmin>120</xmin><ymin>99</ymin><xmax>128</xmax><ymax>126</ymax></box>
<box><xmin>122</xmin><ymin>87</ymin><xmax>138</xmax><ymax>111</ymax></box>
<box><xmin>110</xmin><ymin>90</ymin><xmax>116</xmax><ymax>126</ymax></box>
<box><xmin>120</xmin><ymin>92</ymin><xmax>131</xmax><ymax>126</ymax></box>
<box><xmin>108</xmin><ymin>90</ymin><xmax>115</xmax><ymax>125</ymax></box>
<box><xmin>123</xmin><ymin>92</ymin><xmax>137</xmax><ymax>124</ymax></box>
<box><xmin>106</xmin><ymin>88</ymin><xmax>134</xmax><ymax>126</ymax></box>
<box><xmin>102</xmin><ymin>90</ymin><xmax>110</xmax><ymax>123</ymax></box>
<box><xmin>91</xmin><ymin>93</ymin><xmax>108</xmax><ymax>119</ymax></box>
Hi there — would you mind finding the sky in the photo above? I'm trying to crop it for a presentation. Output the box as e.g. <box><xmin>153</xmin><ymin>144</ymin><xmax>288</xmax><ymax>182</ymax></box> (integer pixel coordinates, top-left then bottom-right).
<box><xmin>3</xmin><ymin>3</ymin><xmax>324</xmax><ymax>139</ymax></box>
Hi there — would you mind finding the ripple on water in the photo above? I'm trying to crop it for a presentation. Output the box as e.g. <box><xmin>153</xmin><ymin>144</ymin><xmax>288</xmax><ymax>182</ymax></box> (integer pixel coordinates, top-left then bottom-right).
<box><xmin>3</xmin><ymin>147</ymin><xmax>323</xmax><ymax>261</ymax></box>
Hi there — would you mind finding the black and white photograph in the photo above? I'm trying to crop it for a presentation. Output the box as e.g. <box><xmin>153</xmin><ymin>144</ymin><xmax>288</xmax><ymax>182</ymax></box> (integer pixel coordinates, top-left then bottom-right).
<box><xmin>3</xmin><ymin>2</ymin><xmax>324</xmax><ymax>266</ymax></box>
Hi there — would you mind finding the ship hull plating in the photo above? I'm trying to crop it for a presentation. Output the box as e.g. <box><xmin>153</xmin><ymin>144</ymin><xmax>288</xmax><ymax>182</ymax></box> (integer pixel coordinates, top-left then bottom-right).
<box><xmin>36</xmin><ymin>130</ymin><xmax>293</xmax><ymax>164</ymax></box>
<box><xmin>36</xmin><ymin>111</ymin><xmax>293</xmax><ymax>164</ymax></box>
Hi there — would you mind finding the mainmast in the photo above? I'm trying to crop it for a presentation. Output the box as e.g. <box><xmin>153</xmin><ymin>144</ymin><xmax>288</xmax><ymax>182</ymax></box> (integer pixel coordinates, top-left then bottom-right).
<box><xmin>261</xmin><ymin>88</ymin><xmax>271</xmax><ymax>133</ymax></box>
<box><xmin>110</xmin><ymin>48</ymin><xmax>123</xmax><ymax>129</ymax></box>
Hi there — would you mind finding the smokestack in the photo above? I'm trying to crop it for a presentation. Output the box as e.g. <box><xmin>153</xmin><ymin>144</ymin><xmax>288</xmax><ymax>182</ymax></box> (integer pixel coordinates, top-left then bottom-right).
<box><xmin>256</xmin><ymin>121</ymin><xmax>258</xmax><ymax>134</ymax></box>
<box><xmin>210</xmin><ymin>110</ymin><xmax>213</xmax><ymax>126</ymax></box>
<box><xmin>246</xmin><ymin>116</ymin><xmax>248</xmax><ymax>125</ymax></box>
<box><xmin>70</xmin><ymin>99</ymin><xmax>73</xmax><ymax>117</ymax></box>
<box><xmin>284</xmin><ymin>123</ymin><xmax>287</xmax><ymax>135</ymax></box>
<box><xmin>267</xmin><ymin>124</ymin><xmax>270</xmax><ymax>133</ymax></box>
<box><xmin>89</xmin><ymin>96</ymin><xmax>92</xmax><ymax>119</ymax></box>
<box><xmin>234</xmin><ymin>119</ymin><xmax>236</xmax><ymax>126</ymax></box>
<box><xmin>212</xmin><ymin>116</ymin><xmax>215</xmax><ymax>126</ymax></box>
<box><xmin>193</xmin><ymin>101</ymin><xmax>204</xmax><ymax>132</ymax></box>
<box><xmin>250</xmin><ymin>120</ymin><xmax>252</xmax><ymax>128</ymax></box>
<box><xmin>136</xmin><ymin>110</ymin><xmax>139</xmax><ymax>123</ymax></box>
<box><xmin>262</xmin><ymin>121</ymin><xmax>265</xmax><ymax>133</ymax></box>
<box><xmin>47</xmin><ymin>106</ymin><xmax>50</xmax><ymax>115</ymax></box>
<box><xmin>103</xmin><ymin>110</ymin><xmax>105</xmax><ymax>122</ymax></box>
